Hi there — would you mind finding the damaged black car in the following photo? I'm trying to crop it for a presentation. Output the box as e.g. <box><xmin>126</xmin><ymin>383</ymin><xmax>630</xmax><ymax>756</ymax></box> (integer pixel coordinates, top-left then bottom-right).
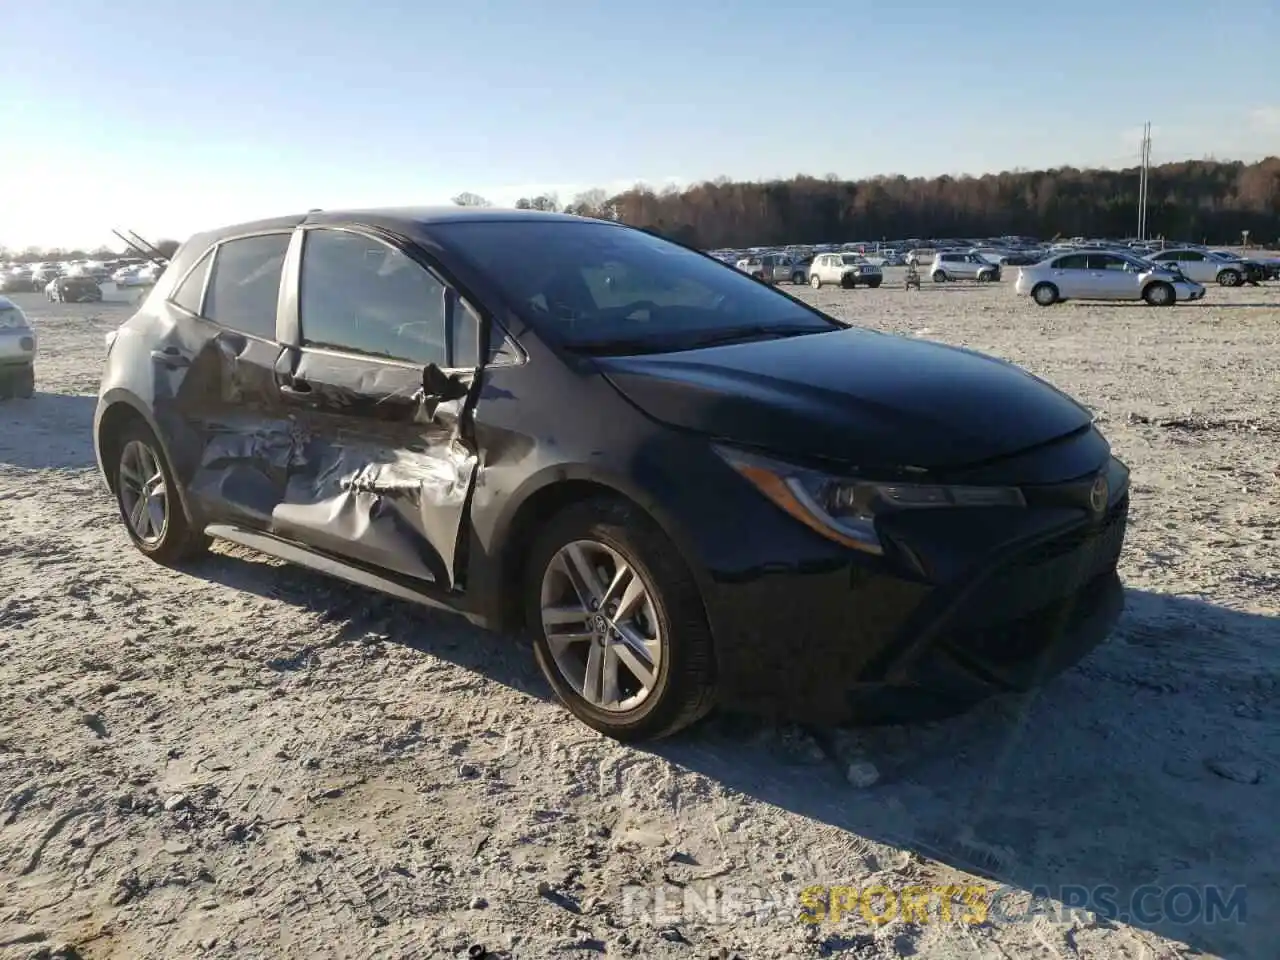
<box><xmin>48</xmin><ymin>275</ymin><xmax>104</xmax><ymax>303</ymax></box>
<box><xmin>94</xmin><ymin>208</ymin><xmax>1129</xmax><ymax>740</ymax></box>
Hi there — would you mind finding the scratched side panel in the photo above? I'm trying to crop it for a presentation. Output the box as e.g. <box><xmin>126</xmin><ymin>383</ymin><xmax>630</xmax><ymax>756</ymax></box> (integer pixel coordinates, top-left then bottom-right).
<box><xmin>265</xmin><ymin>351</ymin><xmax>477</xmax><ymax>588</ymax></box>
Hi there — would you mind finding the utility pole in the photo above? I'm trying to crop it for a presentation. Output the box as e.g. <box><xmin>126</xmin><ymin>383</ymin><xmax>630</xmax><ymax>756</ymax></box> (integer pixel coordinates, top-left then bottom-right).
<box><xmin>1137</xmin><ymin>122</ymin><xmax>1151</xmax><ymax>241</ymax></box>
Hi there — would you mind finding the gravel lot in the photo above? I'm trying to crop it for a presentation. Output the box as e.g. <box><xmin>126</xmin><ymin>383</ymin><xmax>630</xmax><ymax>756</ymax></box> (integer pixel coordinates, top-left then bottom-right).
<box><xmin>1</xmin><ymin>275</ymin><xmax>1278</xmax><ymax>960</ymax></box>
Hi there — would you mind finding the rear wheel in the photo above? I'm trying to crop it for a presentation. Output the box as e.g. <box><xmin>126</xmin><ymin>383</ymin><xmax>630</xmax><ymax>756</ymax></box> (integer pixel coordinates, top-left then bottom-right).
<box><xmin>1031</xmin><ymin>282</ymin><xmax>1058</xmax><ymax>306</ymax></box>
<box><xmin>1143</xmin><ymin>281</ymin><xmax>1175</xmax><ymax>307</ymax></box>
<box><xmin>791</xmin><ymin>272</ymin><xmax>805</xmax><ymax>284</ymax></box>
<box><xmin>867</xmin><ymin>279</ymin><xmax>882</xmax><ymax>288</ymax></box>
<box><xmin>933</xmin><ymin>271</ymin><xmax>948</xmax><ymax>282</ymax></box>
<box><xmin>112</xmin><ymin>422</ymin><xmax>208</xmax><ymax>564</ymax></box>
<box><xmin>1218</xmin><ymin>269</ymin><xmax>1242</xmax><ymax>287</ymax></box>
<box><xmin>525</xmin><ymin>497</ymin><xmax>717</xmax><ymax>741</ymax></box>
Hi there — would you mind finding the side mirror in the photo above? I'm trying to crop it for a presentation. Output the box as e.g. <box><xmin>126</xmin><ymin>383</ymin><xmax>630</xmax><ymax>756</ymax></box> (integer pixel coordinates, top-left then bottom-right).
<box><xmin>423</xmin><ymin>362</ymin><xmax>468</xmax><ymax>401</ymax></box>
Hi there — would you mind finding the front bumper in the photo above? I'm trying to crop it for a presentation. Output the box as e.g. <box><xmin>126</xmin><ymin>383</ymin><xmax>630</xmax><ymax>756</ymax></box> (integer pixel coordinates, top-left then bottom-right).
<box><xmin>704</xmin><ymin>463</ymin><xmax>1130</xmax><ymax>722</ymax></box>
<box><xmin>1175</xmin><ymin>282</ymin><xmax>1206</xmax><ymax>301</ymax></box>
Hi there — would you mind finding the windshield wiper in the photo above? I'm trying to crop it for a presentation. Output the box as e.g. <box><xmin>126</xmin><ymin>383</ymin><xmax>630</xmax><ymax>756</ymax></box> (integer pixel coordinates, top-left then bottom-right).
<box><xmin>563</xmin><ymin>337</ymin><xmax>681</xmax><ymax>357</ymax></box>
<box><xmin>677</xmin><ymin>324</ymin><xmax>833</xmax><ymax>349</ymax></box>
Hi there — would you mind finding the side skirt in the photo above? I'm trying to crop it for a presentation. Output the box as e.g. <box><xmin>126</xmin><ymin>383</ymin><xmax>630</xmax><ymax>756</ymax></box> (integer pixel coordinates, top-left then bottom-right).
<box><xmin>205</xmin><ymin>523</ymin><xmax>469</xmax><ymax>617</ymax></box>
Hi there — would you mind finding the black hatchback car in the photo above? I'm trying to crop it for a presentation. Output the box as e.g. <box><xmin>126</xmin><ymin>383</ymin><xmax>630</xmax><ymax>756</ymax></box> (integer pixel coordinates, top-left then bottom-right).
<box><xmin>94</xmin><ymin>208</ymin><xmax>1130</xmax><ymax>740</ymax></box>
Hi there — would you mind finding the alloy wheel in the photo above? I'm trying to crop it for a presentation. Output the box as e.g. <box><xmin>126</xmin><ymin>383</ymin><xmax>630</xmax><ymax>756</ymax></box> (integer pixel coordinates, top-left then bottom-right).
<box><xmin>540</xmin><ymin>539</ymin><xmax>663</xmax><ymax>713</ymax></box>
<box><xmin>118</xmin><ymin>439</ymin><xmax>169</xmax><ymax>544</ymax></box>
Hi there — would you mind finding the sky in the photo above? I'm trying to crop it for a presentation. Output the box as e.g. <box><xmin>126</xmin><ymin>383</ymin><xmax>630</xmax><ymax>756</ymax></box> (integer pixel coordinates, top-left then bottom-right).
<box><xmin>2</xmin><ymin>0</ymin><xmax>1277</xmax><ymax>250</ymax></box>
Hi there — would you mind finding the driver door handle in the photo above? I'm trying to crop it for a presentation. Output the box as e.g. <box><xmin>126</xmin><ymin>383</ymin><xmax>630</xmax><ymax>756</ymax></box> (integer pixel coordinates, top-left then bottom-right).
<box><xmin>278</xmin><ymin>378</ymin><xmax>312</xmax><ymax>396</ymax></box>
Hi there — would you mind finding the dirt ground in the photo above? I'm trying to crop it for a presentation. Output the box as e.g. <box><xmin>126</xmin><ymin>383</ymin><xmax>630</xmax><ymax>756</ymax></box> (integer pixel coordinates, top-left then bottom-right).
<box><xmin>1</xmin><ymin>274</ymin><xmax>1277</xmax><ymax>960</ymax></box>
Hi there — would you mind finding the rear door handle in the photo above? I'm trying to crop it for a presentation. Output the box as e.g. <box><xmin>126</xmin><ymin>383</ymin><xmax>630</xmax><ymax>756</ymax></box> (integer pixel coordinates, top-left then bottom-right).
<box><xmin>150</xmin><ymin>347</ymin><xmax>190</xmax><ymax>368</ymax></box>
<box><xmin>278</xmin><ymin>378</ymin><xmax>312</xmax><ymax>396</ymax></box>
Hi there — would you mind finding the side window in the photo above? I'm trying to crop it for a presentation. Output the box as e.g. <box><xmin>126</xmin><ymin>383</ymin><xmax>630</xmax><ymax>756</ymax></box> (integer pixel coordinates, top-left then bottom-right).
<box><xmin>1087</xmin><ymin>254</ymin><xmax>1126</xmax><ymax>271</ymax></box>
<box><xmin>1152</xmin><ymin>252</ymin><xmax>1175</xmax><ymax>262</ymax></box>
<box><xmin>204</xmin><ymin>234</ymin><xmax>290</xmax><ymax>339</ymax></box>
<box><xmin>1180</xmin><ymin>251</ymin><xmax>1204</xmax><ymax>262</ymax></box>
<box><xmin>1054</xmin><ymin>254</ymin><xmax>1089</xmax><ymax>270</ymax></box>
<box><xmin>299</xmin><ymin>229</ymin><xmax>448</xmax><ymax>367</ymax></box>
<box><xmin>170</xmin><ymin>250</ymin><xmax>213</xmax><ymax>315</ymax></box>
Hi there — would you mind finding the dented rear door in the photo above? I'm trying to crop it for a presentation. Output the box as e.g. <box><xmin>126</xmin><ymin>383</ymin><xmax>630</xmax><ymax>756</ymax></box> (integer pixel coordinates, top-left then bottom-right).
<box><xmin>266</xmin><ymin>225</ymin><xmax>481</xmax><ymax>588</ymax></box>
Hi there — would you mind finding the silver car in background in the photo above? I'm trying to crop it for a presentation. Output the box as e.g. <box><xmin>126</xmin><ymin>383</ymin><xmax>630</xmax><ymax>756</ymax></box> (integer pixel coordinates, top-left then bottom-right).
<box><xmin>807</xmin><ymin>252</ymin><xmax>883</xmax><ymax>288</ymax></box>
<box><xmin>0</xmin><ymin>296</ymin><xmax>37</xmax><ymax>399</ymax></box>
<box><xmin>1014</xmin><ymin>250</ymin><xmax>1205</xmax><ymax>306</ymax></box>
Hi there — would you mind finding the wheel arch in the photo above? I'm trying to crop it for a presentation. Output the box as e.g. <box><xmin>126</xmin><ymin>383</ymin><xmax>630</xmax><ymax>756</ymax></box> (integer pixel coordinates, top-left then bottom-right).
<box><xmin>95</xmin><ymin>390</ymin><xmax>200</xmax><ymax>528</ymax></box>
<box><xmin>485</xmin><ymin>464</ymin><xmax>714</xmax><ymax>633</ymax></box>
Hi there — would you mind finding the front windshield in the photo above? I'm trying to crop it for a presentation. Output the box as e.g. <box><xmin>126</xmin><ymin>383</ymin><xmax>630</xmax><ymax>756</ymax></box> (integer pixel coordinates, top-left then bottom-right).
<box><xmin>435</xmin><ymin>220</ymin><xmax>838</xmax><ymax>353</ymax></box>
<box><xmin>840</xmin><ymin>254</ymin><xmax>863</xmax><ymax>265</ymax></box>
<box><xmin>0</xmin><ymin>305</ymin><xmax>27</xmax><ymax>328</ymax></box>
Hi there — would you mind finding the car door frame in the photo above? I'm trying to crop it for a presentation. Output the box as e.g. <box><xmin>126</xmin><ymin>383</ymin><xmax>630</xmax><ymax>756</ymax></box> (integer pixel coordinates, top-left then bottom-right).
<box><xmin>1083</xmin><ymin>253</ymin><xmax>1139</xmax><ymax>299</ymax></box>
<box><xmin>162</xmin><ymin>227</ymin><xmax>301</xmax><ymax>532</ymax></box>
<box><xmin>269</xmin><ymin>221</ymin><xmax>486</xmax><ymax>591</ymax></box>
<box><xmin>1047</xmin><ymin>253</ymin><xmax>1089</xmax><ymax>297</ymax></box>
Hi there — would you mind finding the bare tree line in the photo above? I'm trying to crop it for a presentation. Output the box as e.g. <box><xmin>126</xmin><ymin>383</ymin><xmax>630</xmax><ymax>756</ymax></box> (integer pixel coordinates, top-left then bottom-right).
<box><xmin>7</xmin><ymin>158</ymin><xmax>1276</xmax><ymax>261</ymax></box>
<box><xmin>458</xmin><ymin>157</ymin><xmax>1280</xmax><ymax>248</ymax></box>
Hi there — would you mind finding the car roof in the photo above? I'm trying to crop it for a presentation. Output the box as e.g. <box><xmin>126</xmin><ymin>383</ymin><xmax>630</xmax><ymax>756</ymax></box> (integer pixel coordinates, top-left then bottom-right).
<box><xmin>194</xmin><ymin>206</ymin><xmax>594</xmax><ymax>243</ymax></box>
<box><xmin>0</xmin><ymin>296</ymin><xmax>21</xmax><ymax>311</ymax></box>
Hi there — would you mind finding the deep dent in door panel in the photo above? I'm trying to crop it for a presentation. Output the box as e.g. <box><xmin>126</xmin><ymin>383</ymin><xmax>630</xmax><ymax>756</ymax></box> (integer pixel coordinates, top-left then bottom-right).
<box><xmin>192</xmin><ymin>344</ymin><xmax>479</xmax><ymax>586</ymax></box>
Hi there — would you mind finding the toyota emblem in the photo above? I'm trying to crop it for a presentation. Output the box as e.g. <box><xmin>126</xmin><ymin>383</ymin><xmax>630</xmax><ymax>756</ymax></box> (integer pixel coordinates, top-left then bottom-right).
<box><xmin>1089</xmin><ymin>474</ymin><xmax>1109</xmax><ymax>515</ymax></box>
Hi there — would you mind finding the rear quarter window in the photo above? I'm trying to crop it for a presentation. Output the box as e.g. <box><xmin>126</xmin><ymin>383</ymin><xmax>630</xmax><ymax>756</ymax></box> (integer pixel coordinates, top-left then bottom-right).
<box><xmin>204</xmin><ymin>233</ymin><xmax>290</xmax><ymax>340</ymax></box>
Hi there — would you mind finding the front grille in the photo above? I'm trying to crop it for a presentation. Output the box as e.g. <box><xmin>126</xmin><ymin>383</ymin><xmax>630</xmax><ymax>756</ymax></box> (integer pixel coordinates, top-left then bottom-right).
<box><xmin>949</xmin><ymin>496</ymin><xmax>1128</xmax><ymax>635</ymax></box>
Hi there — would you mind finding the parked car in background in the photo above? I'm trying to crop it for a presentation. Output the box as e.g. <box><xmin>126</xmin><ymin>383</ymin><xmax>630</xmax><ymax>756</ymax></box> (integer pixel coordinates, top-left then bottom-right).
<box><xmin>1144</xmin><ymin>248</ymin><xmax>1251</xmax><ymax>287</ymax></box>
<box><xmin>807</xmin><ymin>252</ymin><xmax>883</xmax><ymax>288</ymax></box>
<box><xmin>92</xmin><ymin>206</ymin><xmax>1132</xmax><ymax>739</ymax></box>
<box><xmin>47</xmin><ymin>275</ymin><xmax>104</xmax><ymax>303</ymax></box>
<box><xmin>1</xmin><ymin>269</ymin><xmax>34</xmax><ymax>293</ymax></box>
<box><xmin>1015</xmin><ymin>250</ymin><xmax>1205</xmax><ymax>306</ymax></box>
<box><xmin>734</xmin><ymin>254</ymin><xmax>782</xmax><ymax>284</ymax></box>
<box><xmin>1207</xmin><ymin>250</ymin><xmax>1269</xmax><ymax>284</ymax></box>
<box><xmin>0</xmin><ymin>296</ymin><xmax>37</xmax><ymax>399</ymax></box>
<box><xmin>931</xmin><ymin>251</ymin><xmax>1001</xmax><ymax>283</ymax></box>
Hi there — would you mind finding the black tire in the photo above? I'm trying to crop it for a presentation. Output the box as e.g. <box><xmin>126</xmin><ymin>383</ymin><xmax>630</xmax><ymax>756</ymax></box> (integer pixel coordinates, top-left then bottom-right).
<box><xmin>524</xmin><ymin>497</ymin><xmax>717</xmax><ymax>741</ymax></box>
<box><xmin>12</xmin><ymin>365</ymin><xmax>34</xmax><ymax>399</ymax></box>
<box><xmin>1031</xmin><ymin>282</ymin><xmax>1058</xmax><ymax>306</ymax></box>
<box><xmin>933</xmin><ymin>271</ymin><xmax>948</xmax><ymax>282</ymax></box>
<box><xmin>1217</xmin><ymin>269</ymin><xmax>1242</xmax><ymax>287</ymax></box>
<box><xmin>0</xmin><ymin>372</ymin><xmax>11</xmax><ymax>401</ymax></box>
<box><xmin>110</xmin><ymin>421</ymin><xmax>209</xmax><ymax>565</ymax></box>
<box><xmin>1143</xmin><ymin>281</ymin><xmax>1175</xmax><ymax>307</ymax></box>
<box><xmin>867</xmin><ymin>279</ymin><xmax>882</xmax><ymax>288</ymax></box>
<box><xmin>791</xmin><ymin>272</ymin><xmax>805</xmax><ymax>285</ymax></box>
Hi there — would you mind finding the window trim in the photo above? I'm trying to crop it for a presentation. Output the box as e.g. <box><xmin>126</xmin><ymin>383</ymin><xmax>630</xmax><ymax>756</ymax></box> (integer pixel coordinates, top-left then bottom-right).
<box><xmin>166</xmin><ymin>228</ymin><xmax>293</xmax><ymax>343</ymax></box>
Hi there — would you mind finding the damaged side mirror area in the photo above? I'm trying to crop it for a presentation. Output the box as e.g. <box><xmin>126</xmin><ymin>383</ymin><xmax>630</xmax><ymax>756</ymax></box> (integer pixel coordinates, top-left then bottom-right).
<box><xmin>422</xmin><ymin>362</ymin><xmax>469</xmax><ymax>402</ymax></box>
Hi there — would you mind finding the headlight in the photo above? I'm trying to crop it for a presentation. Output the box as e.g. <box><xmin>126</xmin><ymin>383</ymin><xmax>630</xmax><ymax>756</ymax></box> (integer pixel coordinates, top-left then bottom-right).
<box><xmin>714</xmin><ymin>445</ymin><xmax>1025</xmax><ymax>555</ymax></box>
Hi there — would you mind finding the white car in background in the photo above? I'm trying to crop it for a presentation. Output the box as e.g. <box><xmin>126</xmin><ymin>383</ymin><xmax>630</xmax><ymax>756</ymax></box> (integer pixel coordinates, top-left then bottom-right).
<box><xmin>113</xmin><ymin>263</ymin><xmax>163</xmax><ymax>287</ymax></box>
<box><xmin>1015</xmin><ymin>250</ymin><xmax>1205</xmax><ymax>306</ymax></box>
<box><xmin>807</xmin><ymin>252</ymin><xmax>882</xmax><ymax>289</ymax></box>
<box><xmin>931</xmin><ymin>251</ymin><xmax>1001</xmax><ymax>283</ymax></box>
<box><xmin>1144</xmin><ymin>248</ymin><xmax>1250</xmax><ymax>287</ymax></box>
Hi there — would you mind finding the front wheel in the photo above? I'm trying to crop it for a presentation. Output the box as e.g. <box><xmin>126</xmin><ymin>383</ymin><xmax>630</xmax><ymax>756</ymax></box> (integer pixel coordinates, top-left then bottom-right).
<box><xmin>809</xmin><ymin>274</ymin><xmax>822</xmax><ymax>289</ymax></box>
<box><xmin>1031</xmin><ymin>282</ymin><xmax>1059</xmax><ymax>306</ymax></box>
<box><xmin>1218</xmin><ymin>270</ymin><xmax>1242</xmax><ymax>287</ymax></box>
<box><xmin>525</xmin><ymin>498</ymin><xmax>717</xmax><ymax>741</ymax></box>
<box><xmin>1143</xmin><ymin>281</ymin><xmax>1175</xmax><ymax>307</ymax></box>
<box><xmin>933</xmin><ymin>271</ymin><xmax>948</xmax><ymax>283</ymax></box>
<box><xmin>112</xmin><ymin>422</ymin><xmax>208</xmax><ymax>564</ymax></box>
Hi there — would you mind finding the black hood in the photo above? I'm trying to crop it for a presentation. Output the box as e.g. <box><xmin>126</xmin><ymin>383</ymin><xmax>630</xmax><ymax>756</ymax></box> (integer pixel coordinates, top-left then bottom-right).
<box><xmin>595</xmin><ymin>327</ymin><xmax>1094</xmax><ymax>471</ymax></box>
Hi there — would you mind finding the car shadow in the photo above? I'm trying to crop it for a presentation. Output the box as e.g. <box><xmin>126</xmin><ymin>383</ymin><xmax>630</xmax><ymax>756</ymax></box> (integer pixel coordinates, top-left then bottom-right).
<box><xmin>0</xmin><ymin>392</ymin><xmax>99</xmax><ymax>470</ymax></box>
<box><xmin>187</xmin><ymin>546</ymin><xmax>1277</xmax><ymax>958</ymax></box>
